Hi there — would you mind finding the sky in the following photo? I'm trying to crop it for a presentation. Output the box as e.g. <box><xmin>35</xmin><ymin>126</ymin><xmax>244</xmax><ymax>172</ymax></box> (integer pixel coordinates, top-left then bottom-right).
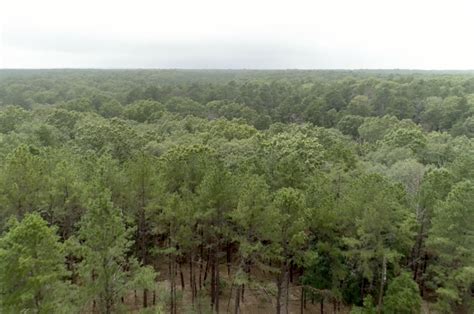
<box><xmin>1</xmin><ymin>0</ymin><xmax>474</xmax><ymax>69</ymax></box>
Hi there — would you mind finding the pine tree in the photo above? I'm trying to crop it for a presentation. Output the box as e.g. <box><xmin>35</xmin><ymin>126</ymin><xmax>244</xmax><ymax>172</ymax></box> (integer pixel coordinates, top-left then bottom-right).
<box><xmin>383</xmin><ymin>272</ymin><xmax>421</xmax><ymax>314</ymax></box>
<box><xmin>76</xmin><ymin>189</ymin><xmax>156</xmax><ymax>314</ymax></box>
<box><xmin>0</xmin><ymin>213</ymin><xmax>68</xmax><ymax>313</ymax></box>
<box><xmin>427</xmin><ymin>180</ymin><xmax>474</xmax><ymax>313</ymax></box>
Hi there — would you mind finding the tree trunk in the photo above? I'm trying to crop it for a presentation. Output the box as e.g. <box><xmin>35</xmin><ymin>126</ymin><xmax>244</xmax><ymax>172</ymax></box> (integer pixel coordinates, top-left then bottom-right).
<box><xmin>143</xmin><ymin>288</ymin><xmax>148</xmax><ymax>308</ymax></box>
<box><xmin>289</xmin><ymin>262</ymin><xmax>293</xmax><ymax>283</ymax></box>
<box><xmin>204</xmin><ymin>249</ymin><xmax>210</xmax><ymax>284</ymax></box>
<box><xmin>211</xmin><ymin>251</ymin><xmax>216</xmax><ymax>308</ymax></box>
<box><xmin>227</xmin><ymin>243</ymin><xmax>232</xmax><ymax>276</ymax></box>
<box><xmin>234</xmin><ymin>285</ymin><xmax>242</xmax><ymax>314</ymax></box>
<box><xmin>377</xmin><ymin>255</ymin><xmax>387</xmax><ymax>314</ymax></box>
<box><xmin>300</xmin><ymin>286</ymin><xmax>304</xmax><ymax>314</ymax></box>
<box><xmin>412</xmin><ymin>212</ymin><xmax>425</xmax><ymax>282</ymax></box>
<box><xmin>285</xmin><ymin>264</ymin><xmax>289</xmax><ymax>314</ymax></box>
<box><xmin>199</xmin><ymin>231</ymin><xmax>204</xmax><ymax>290</ymax></box>
<box><xmin>420</xmin><ymin>253</ymin><xmax>428</xmax><ymax>297</ymax></box>
<box><xmin>190</xmin><ymin>253</ymin><xmax>195</xmax><ymax>304</ymax></box>
<box><xmin>276</xmin><ymin>275</ymin><xmax>282</xmax><ymax>314</ymax></box>
<box><xmin>276</xmin><ymin>263</ymin><xmax>286</xmax><ymax>314</ymax></box>
<box><xmin>180</xmin><ymin>263</ymin><xmax>185</xmax><ymax>290</ymax></box>
<box><xmin>215</xmin><ymin>250</ymin><xmax>220</xmax><ymax>313</ymax></box>
<box><xmin>304</xmin><ymin>287</ymin><xmax>307</xmax><ymax>309</ymax></box>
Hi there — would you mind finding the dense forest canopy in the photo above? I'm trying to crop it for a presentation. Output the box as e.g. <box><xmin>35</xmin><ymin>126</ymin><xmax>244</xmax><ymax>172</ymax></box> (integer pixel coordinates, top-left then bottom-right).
<box><xmin>0</xmin><ymin>70</ymin><xmax>473</xmax><ymax>313</ymax></box>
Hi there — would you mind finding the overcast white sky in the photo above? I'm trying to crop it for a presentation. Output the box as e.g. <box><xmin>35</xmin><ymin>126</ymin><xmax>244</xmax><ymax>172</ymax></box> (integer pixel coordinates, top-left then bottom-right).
<box><xmin>1</xmin><ymin>0</ymin><xmax>474</xmax><ymax>69</ymax></box>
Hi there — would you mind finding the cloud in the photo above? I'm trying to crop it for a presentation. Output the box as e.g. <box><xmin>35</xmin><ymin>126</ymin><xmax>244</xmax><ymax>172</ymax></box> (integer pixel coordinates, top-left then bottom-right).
<box><xmin>2</xmin><ymin>0</ymin><xmax>474</xmax><ymax>69</ymax></box>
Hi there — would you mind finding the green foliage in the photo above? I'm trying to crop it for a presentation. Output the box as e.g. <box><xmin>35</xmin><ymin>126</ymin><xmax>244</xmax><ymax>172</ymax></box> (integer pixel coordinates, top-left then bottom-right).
<box><xmin>347</xmin><ymin>95</ymin><xmax>373</xmax><ymax>117</ymax></box>
<box><xmin>350</xmin><ymin>295</ymin><xmax>376</xmax><ymax>314</ymax></box>
<box><xmin>0</xmin><ymin>213</ymin><xmax>68</xmax><ymax>313</ymax></box>
<box><xmin>1</xmin><ymin>70</ymin><xmax>474</xmax><ymax>312</ymax></box>
<box><xmin>381</xmin><ymin>127</ymin><xmax>427</xmax><ymax>153</ymax></box>
<box><xmin>427</xmin><ymin>180</ymin><xmax>474</xmax><ymax>313</ymax></box>
<box><xmin>337</xmin><ymin>114</ymin><xmax>365</xmax><ymax>138</ymax></box>
<box><xmin>384</xmin><ymin>272</ymin><xmax>421</xmax><ymax>314</ymax></box>
<box><xmin>123</xmin><ymin>100</ymin><xmax>165</xmax><ymax>122</ymax></box>
<box><xmin>98</xmin><ymin>99</ymin><xmax>124</xmax><ymax>118</ymax></box>
<box><xmin>0</xmin><ymin>145</ymin><xmax>47</xmax><ymax>219</ymax></box>
<box><xmin>358</xmin><ymin>115</ymin><xmax>399</xmax><ymax>143</ymax></box>
<box><xmin>76</xmin><ymin>190</ymin><xmax>156</xmax><ymax>313</ymax></box>
<box><xmin>0</xmin><ymin>105</ymin><xmax>30</xmax><ymax>133</ymax></box>
<box><xmin>75</xmin><ymin>116</ymin><xmax>144</xmax><ymax>161</ymax></box>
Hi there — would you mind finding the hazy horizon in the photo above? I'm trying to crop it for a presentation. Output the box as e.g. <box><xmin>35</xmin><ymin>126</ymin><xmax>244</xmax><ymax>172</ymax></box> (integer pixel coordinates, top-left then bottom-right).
<box><xmin>2</xmin><ymin>0</ymin><xmax>474</xmax><ymax>70</ymax></box>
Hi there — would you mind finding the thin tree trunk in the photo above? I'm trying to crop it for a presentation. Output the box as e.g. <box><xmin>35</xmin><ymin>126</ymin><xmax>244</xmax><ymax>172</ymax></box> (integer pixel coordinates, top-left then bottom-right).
<box><xmin>211</xmin><ymin>251</ymin><xmax>216</xmax><ymax>308</ymax></box>
<box><xmin>304</xmin><ymin>287</ymin><xmax>307</xmax><ymax>309</ymax></box>
<box><xmin>143</xmin><ymin>288</ymin><xmax>148</xmax><ymax>308</ymax></box>
<box><xmin>216</xmin><ymin>253</ymin><xmax>220</xmax><ymax>314</ymax></box>
<box><xmin>168</xmin><ymin>240</ymin><xmax>172</xmax><ymax>313</ymax></box>
<box><xmin>289</xmin><ymin>262</ymin><xmax>293</xmax><ymax>283</ymax></box>
<box><xmin>190</xmin><ymin>253</ymin><xmax>195</xmax><ymax>304</ymax></box>
<box><xmin>227</xmin><ymin>243</ymin><xmax>232</xmax><ymax>276</ymax></box>
<box><xmin>412</xmin><ymin>213</ymin><xmax>425</xmax><ymax>282</ymax></box>
<box><xmin>234</xmin><ymin>285</ymin><xmax>241</xmax><ymax>314</ymax></box>
<box><xmin>204</xmin><ymin>249</ymin><xmax>210</xmax><ymax>284</ymax></box>
<box><xmin>377</xmin><ymin>255</ymin><xmax>387</xmax><ymax>314</ymax></box>
<box><xmin>276</xmin><ymin>280</ymin><xmax>282</xmax><ymax>314</ymax></box>
<box><xmin>420</xmin><ymin>253</ymin><xmax>428</xmax><ymax>297</ymax></box>
<box><xmin>275</xmin><ymin>261</ymin><xmax>288</xmax><ymax>314</ymax></box>
<box><xmin>180</xmin><ymin>263</ymin><xmax>185</xmax><ymax>290</ymax></box>
<box><xmin>172</xmin><ymin>257</ymin><xmax>177</xmax><ymax>314</ymax></box>
<box><xmin>199</xmin><ymin>231</ymin><xmax>204</xmax><ymax>290</ymax></box>
<box><xmin>300</xmin><ymin>286</ymin><xmax>304</xmax><ymax>314</ymax></box>
<box><xmin>285</xmin><ymin>263</ymin><xmax>289</xmax><ymax>314</ymax></box>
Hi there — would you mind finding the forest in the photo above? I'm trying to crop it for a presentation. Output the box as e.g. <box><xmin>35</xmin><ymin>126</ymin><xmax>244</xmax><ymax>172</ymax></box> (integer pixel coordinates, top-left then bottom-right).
<box><xmin>0</xmin><ymin>69</ymin><xmax>472</xmax><ymax>313</ymax></box>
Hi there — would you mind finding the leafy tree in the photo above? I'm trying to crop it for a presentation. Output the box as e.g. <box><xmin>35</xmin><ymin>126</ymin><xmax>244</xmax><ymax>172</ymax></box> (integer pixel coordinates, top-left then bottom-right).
<box><xmin>230</xmin><ymin>175</ymin><xmax>279</xmax><ymax>314</ymax></box>
<box><xmin>0</xmin><ymin>145</ymin><xmax>46</xmax><ymax>219</ymax></box>
<box><xmin>60</xmin><ymin>98</ymin><xmax>94</xmax><ymax>112</ymax></box>
<box><xmin>381</xmin><ymin>127</ymin><xmax>427</xmax><ymax>154</ymax></box>
<box><xmin>347</xmin><ymin>95</ymin><xmax>373</xmax><ymax>117</ymax></box>
<box><xmin>0</xmin><ymin>105</ymin><xmax>30</xmax><ymax>133</ymax></box>
<box><xmin>261</xmin><ymin>128</ymin><xmax>323</xmax><ymax>189</ymax></box>
<box><xmin>427</xmin><ymin>180</ymin><xmax>474</xmax><ymax>313</ymax></box>
<box><xmin>0</xmin><ymin>213</ymin><xmax>68</xmax><ymax>313</ymax></box>
<box><xmin>75</xmin><ymin>117</ymin><xmax>144</xmax><ymax>161</ymax></box>
<box><xmin>358</xmin><ymin>115</ymin><xmax>399</xmax><ymax>143</ymax></box>
<box><xmin>44</xmin><ymin>153</ymin><xmax>88</xmax><ymax>238</ymax></box>
<box><xmin>98</xmin><ymin>99</ymin><xmax>124</xmax><ymax>118</ymax></box>
<box><xmin>336</xmin><ymin>114</ymin><xmax>365</xmax><ymax>138</ymax></box>
<box><xmin>383</xmin><ymin>272</ymin><xmax>421</xmax><ymax>314</ymax></box>
<box><xmin>421</xmin><ymin>97</ymin><xmax>444</xmax><ymax>131</ymax></box>
<box><xmin>123</xmin><ymin>152</ymin><xmax>159</xmax><ymax>307</ymax></box>
<box><xmin>387</xmin><ymin>97</ymin><xmax>414</xmax><ymax>119</ymax></box>
<box><xmin>341</xmin><ymin>174</ymin><xmax>415</xmax><ymax>311</ymax></box>
<box><xmin>76</xmin><ymin>189</ymin><xmax>156</xmax><ymax>314</ymax></box>
<box><xmin>272</xmin><ymin>187</ymin><xmax>310</xmax><ymax>314</ymax></box>
<box><xmin>123</xmin><ymin>100</ymin><xmax>165</xmax><ymax>122</ymax></box>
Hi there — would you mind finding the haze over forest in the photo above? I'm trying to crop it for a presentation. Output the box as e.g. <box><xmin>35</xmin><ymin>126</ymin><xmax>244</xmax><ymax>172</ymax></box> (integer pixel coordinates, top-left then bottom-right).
<box><xmin>2</xmin><ymin>0</ymin><xmax>474</xmax><ymax>69</ymax></box>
